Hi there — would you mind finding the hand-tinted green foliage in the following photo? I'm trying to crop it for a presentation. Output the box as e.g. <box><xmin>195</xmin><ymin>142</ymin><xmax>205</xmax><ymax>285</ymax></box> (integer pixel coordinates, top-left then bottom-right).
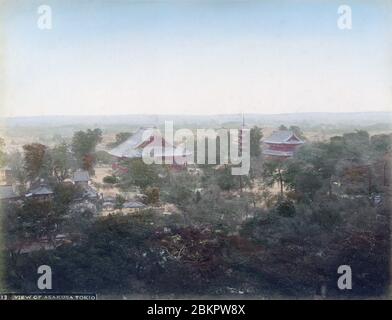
<box><xmin>250</xmin><ymin>126</ymin><xmax>263</xmax><ymax>157</ymax></box>
<box><xmin>216</xmin><ymin>166</ymin><xmax>237</xmax><ymax>191</ymax></box>
<box><xmin>370</xmin><ymin>133</ymin><xmax>392</xmax><ymax>154</ymax></box>
<box><xmin>120</xmin><ymin>159</ymin><xmax>159</xmax><ymax>190</ymax></box>
<box><xmin>50</xmin><ymin>142</ymin><xmax>74</xmax><ymax>182</ymax></box>
<box><xmin>22</xmin><ymin>143</ymin><xmax>49</xmax><ymax>180</ymax></box>
<box><xmin>289</xmin><ymin>125</ymin><xmax>306</xmax><ymax>140</ymax></box>
<box><xmin>103</xmin><ymin>175</ymin><xmax>118</xmax><ymax>184</ymax></box>
<box><xmin>114</xmin><ymin>194</ymin><xmax>126</xmax><ymax>209</ymax></box>
<box><xmin>275</xmin><ymin>198</ymin><xmax>296</xmax><ymax>217</ymax></box>
<box><xmin>145</xmin><ymin>187</ymin><xmax>160</xmax><ymax>205</ymax></box>
<box><xmin>2</xmin><ymin>128</ymin><xmax>391</xmax><ymax>298</ymax></box>
<box><xmin>71</xmin><ymin>128</ymin><xmax>102</xmax><ymax>169</ymax></box>
<box><xmin>161</xmin><ymin>172</ymin><xmax>195</xmax><ymax>206</ymax></box>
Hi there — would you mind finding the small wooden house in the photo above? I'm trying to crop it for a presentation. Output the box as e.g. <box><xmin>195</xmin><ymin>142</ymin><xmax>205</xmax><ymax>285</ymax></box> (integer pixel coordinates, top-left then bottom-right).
<box><xmin>25</xmin><ymin>182</ymin><xmax>54</xmax><ymax>201</ymax></box>
<box><xmin>72</xmin><ymin>170</ymin><xmax>90</xmax><ymax>187</ymax></box>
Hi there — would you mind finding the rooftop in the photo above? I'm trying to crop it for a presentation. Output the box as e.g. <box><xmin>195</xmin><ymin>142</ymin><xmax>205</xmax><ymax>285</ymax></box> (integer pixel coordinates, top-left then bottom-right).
<box><xmin>108</xmin><ymin>127</ymin><xmax>192</xmax><ymax>159</ymax></box>
<box><xmin>108</xmin><ymin>127</ymin><xmax>157</xmax><ymax>158</ymax></box>
<box><xmin>123</xmin><ymin>201</ymin><xmax>147</xmax><ymax>209</ymax></box>
<box><xmin>73</xmin><ymin>170</ymin><xmax>90</xmax><ymax>182</ymax></box>
<box><xmin>26</xmin><ymin>184</ymin><xmax>54</xmax><ymax>197</ymax></box>
<box><xmin>264</xmin><ymin>130</ymin><xmax>304</xmax><ymax>145</ymax></box>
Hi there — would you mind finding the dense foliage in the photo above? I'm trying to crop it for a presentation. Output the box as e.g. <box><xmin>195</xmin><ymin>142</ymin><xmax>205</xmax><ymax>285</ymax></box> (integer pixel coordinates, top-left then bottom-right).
<box><xmin>1</xmin><ymin>128</ymin><xmax>391</xmax><ymax>298</ymax></box>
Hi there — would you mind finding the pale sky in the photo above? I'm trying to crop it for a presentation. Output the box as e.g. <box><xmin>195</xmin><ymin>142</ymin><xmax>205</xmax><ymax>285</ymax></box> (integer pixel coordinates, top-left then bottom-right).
<box><xmin>1</xmin><ymin>0</ymin><xmax>392</xmax><ymax>117</ymax></box>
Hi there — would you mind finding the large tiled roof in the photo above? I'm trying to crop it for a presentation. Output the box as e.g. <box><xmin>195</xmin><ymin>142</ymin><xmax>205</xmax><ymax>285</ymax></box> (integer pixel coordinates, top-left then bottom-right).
<box><xmin>82</xmin><ymin>185</ymin><xmax>98</xmax><ymax>199</ymax></box>
<box><xmin>108</xmin><ymin>127</ymin><xmax>192</xmax><ymax>159</ymax></box>
<box><xmin>123</xmin><ymin>201</ymin><xmax>146</xmax><ymax>209</ymax></box>
<box><xmin>73</xmin><ymin>170</ymin><xmax>90</xmax><ymax>182</ymax></box>
<box><xmin>264</xmin><ymin>130</ymin><xmax>304</xmax><ymax>144</ymax></box>
<box><xmin>26</xmin><ymin>184</ymin><xmax>53</xmax><ymax>197</ymax></box>
<box><xmin>108</xmin><ymin>127</ymin><xmax>156</xmax><ymax>158</ymax></box>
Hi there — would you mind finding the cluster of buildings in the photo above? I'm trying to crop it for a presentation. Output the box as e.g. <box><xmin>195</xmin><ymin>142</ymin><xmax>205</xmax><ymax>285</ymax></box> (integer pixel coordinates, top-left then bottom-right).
<box><xmin>108</xmin><ymin>126</ymin><xmax>304</xmax><ymax>171</ymax></box>
<box><xmin>0</xmin><ymin>126</ymin><xmax>306</xmax><ymax>254</ymax></box>
<box><xmin>0</xmin><ymin>126</ymin><xmax>305</xmax><ymax>206</ymax></box>
<box><xmin>0</xmin><ymin>169</ymin><xmax>94</xmax><ymax>204</ymax></box>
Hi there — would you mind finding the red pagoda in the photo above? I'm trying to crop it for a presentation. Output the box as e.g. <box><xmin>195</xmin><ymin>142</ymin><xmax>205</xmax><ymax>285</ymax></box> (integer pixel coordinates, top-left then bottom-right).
<box><xmin>263</xmin><ymin>130</ymin><xmax>304</xmax><ymax>158</ymax></box>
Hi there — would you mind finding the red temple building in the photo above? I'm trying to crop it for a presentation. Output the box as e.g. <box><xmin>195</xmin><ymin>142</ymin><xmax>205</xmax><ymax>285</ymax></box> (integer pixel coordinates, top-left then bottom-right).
<box><xmin>263</xmin><ymin>130</ymin><xmax>304</xmax><ymax>158</ymax></box>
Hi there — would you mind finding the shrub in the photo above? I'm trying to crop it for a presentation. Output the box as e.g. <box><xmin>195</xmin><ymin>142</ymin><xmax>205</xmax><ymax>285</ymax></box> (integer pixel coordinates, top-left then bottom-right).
<box><xmin>276</xmin><ymin>199</ymin><xmax>296</xmax><ymax>217</ymax></box>
<box><xmin>103</xmin><ymin>175</ymin><xmax>118</xmax><ymax>184</ymax></box>
<box><xmin>145</xmin><ymin>187</ymin><xmax>160</xmax><ymax>205</ymax></box>
<box><xmin>114</xmin><ymin>194</ymin><xmax>126</xmax><ymax>209</ymax></box>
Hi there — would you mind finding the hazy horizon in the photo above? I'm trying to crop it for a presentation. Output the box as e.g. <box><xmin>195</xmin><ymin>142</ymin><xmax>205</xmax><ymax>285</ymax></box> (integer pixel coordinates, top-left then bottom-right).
<box><xmin>2</xmin><ymin>110</ymin><xmax>392</xmax><ymax>120</ymax></box>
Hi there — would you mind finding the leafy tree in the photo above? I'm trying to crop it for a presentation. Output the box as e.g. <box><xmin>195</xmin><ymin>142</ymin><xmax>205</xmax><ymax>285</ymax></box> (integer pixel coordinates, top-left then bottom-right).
<box><xmin>283</xmin><ymin>159</ymin><xmax>323</xmax><ymax>200</ymax></box>
<box><xmin>120</xmin><ymin>159</ymin><xmax>159</xmax><ymax>190</ymax></box>
<box><xmin>145</xmin><ymin>187</ymin><xmax>160</xmax><ymax>205</ymax></box>
<box><xmin>262</xmin><ymin>159</ymin><xmax>286</xmax><ymax>196</ymax></box>
<box><xmin>279</xmin><ymin>125</ymin><xmax>288</xmax><ymax>131</ymax></box>
<box><xmin>103</xmin><ymin>175</ymin><xmax>118</xmax><ymax>184</ymax></box>
<box><xmin>82</xmin><ymin>153</ymin><xmax>96</xmax><ymax>173</ymax></box>
<box><xmin>214</xmin><ymin>165</ymin><xmax>252</xmax><ymax>192</ymax></box>
<box><xmin>310</xmin><ymin>199</ymin><xmax>343</xmax><ymax>230</ymax></box>
<box><xmin>161</xmin><ymin>172</ymin><xmax>195</xmax><ymax>207</ymax></box>
<box><xmin>293</xmin><ymin>167</ymin><xmax>323</xmax><ymax>199</ymax></box>
<box><xmin>216</xmin><ymin>166</ymin><xmax>237</xmax><ymax>191</ymax></box>
<box><xmin>189</xmin><ymin>193</ymin><xmax>249</xmax><ymax>230</ymax></box>
<box><xmin>22</xmin><ymin>143</ymin><xmax>50</xmax><ymax>180</ymax></box>
<box><xmin>343</xmin><ymin>130</ymin><xmax>370</xmax><ymax>159</ymax></box>
<box><xmin>50</xmin><ymin>142</ymin><xmax>73</xmax><ymax>182</ymax></box>
<box><xmin>370</xmin><ymin>134</ymin><xmax>392</xmax><ymax>154</ymax></box>
<box><xmin>275</xmin><ymin>198</ymin><xmax>296</xmax><ymax>217</ymax></box>
<box><xmin>289</xmin><ymin>142</ymin><xmax>342</xmax><ymax>198</ymax></box>
<box><xmin>114</xmin><ymin>194</ymin><xmax>126</xmax><ymax>209</ymax></box>
<box><xmin>53</xmin><ymin>183</ymin><xmax>79</xmax><ymax>212</ymax></box>
<box><xmin>3</xmin><ymin>199</ymin><xmax>67</xmax><ymax>266</ymax></box>
<box><xmin>71</xmin><ymin>128</ymin><xmax>102</xmax><ymax>168</ymax></box>
<box><xmin>289</xmin><ymin>125</ymin><xmax>306</xmax><ymax>140</ymax></box>
<box><xmin>250</xmin><ymin>126</ymin><xmax>262</xmax><ymax>157</ymax></box>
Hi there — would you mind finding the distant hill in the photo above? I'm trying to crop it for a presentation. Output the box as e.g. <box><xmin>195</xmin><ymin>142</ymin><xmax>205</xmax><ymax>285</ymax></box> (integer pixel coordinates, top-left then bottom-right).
<box><xmin>2</xmin><ymin>112</ymin><xmax>391</xmax><ymax>129</ymax></box>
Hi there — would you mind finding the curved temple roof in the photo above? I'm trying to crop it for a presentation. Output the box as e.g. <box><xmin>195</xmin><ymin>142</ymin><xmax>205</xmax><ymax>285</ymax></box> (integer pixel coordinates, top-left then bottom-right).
<box><xmin>264</xmin><ymin>130</ymin><xmax>304</xmax><ymax>145</ymax></box>
<box><xmin>108</xmin><ymin>127</ymin><xmax>192</xmax><ymax>159</ymax></box>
